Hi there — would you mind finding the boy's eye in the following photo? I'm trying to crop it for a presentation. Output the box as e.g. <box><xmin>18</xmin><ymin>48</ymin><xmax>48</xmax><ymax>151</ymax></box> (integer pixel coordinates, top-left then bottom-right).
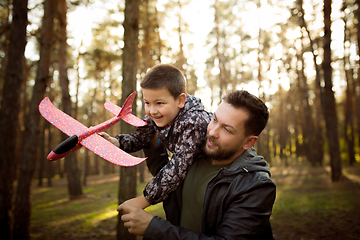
<box><xmin>157</xmin><ymin>102</ymin><xmax>164</xmax><ymax>105</ymax></box>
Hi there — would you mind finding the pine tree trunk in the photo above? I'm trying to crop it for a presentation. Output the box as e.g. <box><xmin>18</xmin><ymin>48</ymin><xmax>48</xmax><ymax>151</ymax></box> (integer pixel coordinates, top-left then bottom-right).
<box><xmin>12</xmin><ymin>0</ymin><xmax>55</xmax><ymax>238</ymax></box>
<box><xmin>0</xmin><ymin>0</ymin><xmax>28</xmax><ymax>238</ymax></box>
<box><xmin>58</xmin><ymin>0</ymin><xmax>83</xmax><ymax>198</ymax></box>
<box><xmin>117</xmin><ymin>0</ymin><xmax>140</xmax><ymax>239</ymax></box>
<box><xmin>322</xmin><ymin>0</ymin><xmax>342</xmax><ymax>182</ymax></box>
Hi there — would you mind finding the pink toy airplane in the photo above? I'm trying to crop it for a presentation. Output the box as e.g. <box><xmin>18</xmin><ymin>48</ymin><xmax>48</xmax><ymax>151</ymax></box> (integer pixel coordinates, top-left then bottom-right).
<box><xmin>39</xmin><ymin>91</ymin><xmax>147</xmax><ymax>167</ymax></box>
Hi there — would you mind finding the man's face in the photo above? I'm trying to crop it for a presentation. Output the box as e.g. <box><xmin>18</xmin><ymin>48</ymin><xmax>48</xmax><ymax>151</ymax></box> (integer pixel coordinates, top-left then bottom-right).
<box><xmin>204</xmin><ymin>101</ymin><xmax>257</xmax><ymax>164</ymax></box>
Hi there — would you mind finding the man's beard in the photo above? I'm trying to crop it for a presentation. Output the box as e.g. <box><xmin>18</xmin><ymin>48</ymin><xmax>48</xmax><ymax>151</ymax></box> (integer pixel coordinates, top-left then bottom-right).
<box><xmin>204</xmin><ymin>135</ymin><xmax>238</xmax><ymax>161</ymax></box>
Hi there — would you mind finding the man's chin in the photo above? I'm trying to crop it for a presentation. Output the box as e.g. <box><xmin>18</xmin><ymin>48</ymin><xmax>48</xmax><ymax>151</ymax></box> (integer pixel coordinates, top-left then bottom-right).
<box><xmin>204</xmin><ymin>147</ymin><xmax>237</xmax><ymax>162</ymax></box>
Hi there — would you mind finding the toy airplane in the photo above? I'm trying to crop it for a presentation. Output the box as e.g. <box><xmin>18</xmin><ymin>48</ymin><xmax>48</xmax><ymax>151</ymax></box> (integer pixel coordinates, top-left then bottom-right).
<box><xmin>39</xmin><ymin>92</ymin><xmax>147</xmax><ymax>167</ymax></box>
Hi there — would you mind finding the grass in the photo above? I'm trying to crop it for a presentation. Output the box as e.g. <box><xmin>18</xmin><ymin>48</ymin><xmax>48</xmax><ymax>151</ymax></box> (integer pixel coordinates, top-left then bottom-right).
<box><xmin>30</xmin><ymin>173</ymin><xmax>164</xmax><ymax>240</ymax></box>
<box><xmin>270</xmin><ymin>165</ymin><xmax>360</xmax><ymax>240</ymax></box>
<box><xmin>30</xmin><ymin>165</ymin><xmax>360</xmax><ymax>239</ymax></box>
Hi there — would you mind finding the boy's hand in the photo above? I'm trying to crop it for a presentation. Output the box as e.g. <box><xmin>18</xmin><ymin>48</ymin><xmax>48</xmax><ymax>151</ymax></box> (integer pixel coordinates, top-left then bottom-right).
<box><xmin>98</xmin><ymin>132</ymin><xmax>119</xmax><ymax>147</ymax></box>
<box><xmin>118</xmin><ymin>195</ymin><xmax>150</xmax><ymax>210</ymax></box>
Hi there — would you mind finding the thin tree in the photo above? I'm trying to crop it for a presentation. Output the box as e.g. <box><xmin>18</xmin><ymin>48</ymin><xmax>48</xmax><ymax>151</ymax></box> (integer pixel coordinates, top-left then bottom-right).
<box><xmin>322</xmin><ymin>0</ymin><xmax>342</xmax><ymax>182</ymax></box>
<box><xmin>12</xmin><ymin>0</ymin><xmax>56</xmax><ymax>238</ymax></box>
<box><xmin>58</xmin><ymin>0</ymin><xmax>83</xmax><ymax>198</ymax></box>
<box><xmin>297</xmin><ymin>34</ymin><xmax>316</xmax><ymax>165</ymax></box>
<box><xmin>297</xmin><ymin>0</ymin><xmax>324</xmax><ymax>164</ymax></box>
<box><xmin>0</xmin><ymin>0</ymin><xmax>28</xmax><ymax>239</ymax></box>
<box><xmin>342</xmin><ymin>14</ymin><xmax>356</xmax><ymax>165</ymax></box>
<box><xmin>117</xmin><ymin>0</ymin><xmax>140</xmax><ymax>239</ymax></box>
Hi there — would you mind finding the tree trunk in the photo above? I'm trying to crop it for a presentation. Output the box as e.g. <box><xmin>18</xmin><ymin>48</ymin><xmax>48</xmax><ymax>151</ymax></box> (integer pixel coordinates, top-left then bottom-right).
<box><xmin>117</xmin><ymin>0</ymin><xmax>140</xmax><ymax>239</ymax></box>
<box><xmin>38</xmin><ymin>118</ymin><xmax>46</xmax><ymax>187</ymax></box>
<box><xmin>58</xmin><ymin>0</ymin><xmax>83</xmax><ymax>198</ymax></box>
<box><xmin>12</xmin><ymin>0</ymin><xmax>55</xmax><ymax>238</ymax></box>
<box><xmin>322</xmin><ymin>0</ymin><xmax>342</xmax><ymax>182</ymax></box>
<box><xmin>46</xmin><ymin>120</ymin><xmax>53</xmax><ymax>187</ymax></box>
<box><xmin>0</xmin><ymin>0</ymin><xmax>28</xmax><ymax>238</ymax></box>
<box><xmin>343</xmin><ymin>17</ymin><xmax>356</xmax><ymax>165</ymax></box>
<box><xmin>297</xmin><ymin>38</ymin><xmax>316</xmax><ymax>165</ymax></box>
<box><xmin>299</xmin><ymin>0</ymin><xmax>324</xmax><ymax>165</ymax></box>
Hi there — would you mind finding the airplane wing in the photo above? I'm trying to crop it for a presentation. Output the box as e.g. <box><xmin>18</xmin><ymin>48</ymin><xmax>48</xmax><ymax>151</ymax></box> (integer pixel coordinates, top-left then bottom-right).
<box><xmin>39</xmin><ymin>97</ymin><xmax>146</xmax><ymax>167</ymax></box>
<box><xmin>39</xmin><ymin>97</ymin><xmax>88</xmax><ymax>136</ymax></box>
<box><xmin>104</xmin><ymin>101</ymin><xmax>147</xmax><ymax>127</ymax></box>
<box><xmin>80</xmin><ymin>133</ymin><xmax>146</xmax><ymax>167</ymax></box>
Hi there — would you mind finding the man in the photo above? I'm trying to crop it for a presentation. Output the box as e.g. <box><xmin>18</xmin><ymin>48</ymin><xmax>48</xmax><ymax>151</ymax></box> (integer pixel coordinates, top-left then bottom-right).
<box><xmin>118</xmin><ymin>90</ymin><xmax>276</xmax><ymax>239</ymax></box>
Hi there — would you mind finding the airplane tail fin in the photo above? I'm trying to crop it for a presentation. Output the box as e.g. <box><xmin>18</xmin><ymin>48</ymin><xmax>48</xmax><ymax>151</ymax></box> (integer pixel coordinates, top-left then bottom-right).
<box><xmin>118</xmin><ymin>91</ymin><xmax>136</xmax><ymax>118</ymax></box>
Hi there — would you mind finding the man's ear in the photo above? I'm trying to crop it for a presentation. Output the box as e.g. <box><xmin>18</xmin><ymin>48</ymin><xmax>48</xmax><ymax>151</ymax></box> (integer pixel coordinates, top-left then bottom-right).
<box><xmin>178</xmin><ymin>93</ymin><xmax>186</xmax><ymax>108</ymax></box>
<box><xmin>242</xmin><ymin>136</ymin><xmax>258</xmax><ymax>150</ymax></box>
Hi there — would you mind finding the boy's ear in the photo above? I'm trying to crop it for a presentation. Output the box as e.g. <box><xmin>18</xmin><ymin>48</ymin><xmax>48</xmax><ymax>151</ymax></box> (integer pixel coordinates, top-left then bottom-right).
<box><xmin>178</xmin><ymin>93</ymin><xmax>186</xmax><ymax>108</ymax></box>
<box><xmin>242</xmin><ymin>136</ymin><xmax>258</xmax><ymax>150</ymax></box>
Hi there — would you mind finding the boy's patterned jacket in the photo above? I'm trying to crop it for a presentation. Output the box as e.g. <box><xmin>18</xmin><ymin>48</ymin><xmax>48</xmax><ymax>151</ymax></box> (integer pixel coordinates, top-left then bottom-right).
<box><xmin>115</xmin><ymin>94</ymin><xmax>213</xmax><ymax>204</ymax></box>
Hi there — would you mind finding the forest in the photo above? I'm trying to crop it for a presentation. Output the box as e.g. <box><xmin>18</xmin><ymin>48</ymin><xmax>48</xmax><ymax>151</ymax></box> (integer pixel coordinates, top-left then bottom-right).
<box><xmin>0</xmin><ymin>0</ymin><xmax>360</xmax><ymax>239</ymax></box>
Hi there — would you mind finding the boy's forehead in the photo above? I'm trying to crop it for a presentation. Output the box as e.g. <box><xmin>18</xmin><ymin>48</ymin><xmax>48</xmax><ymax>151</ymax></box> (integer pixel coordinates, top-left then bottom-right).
<box><xmin>142</xmin><ymin>87</ymin><xmax>174</xmax><ymax>100</ymax></box>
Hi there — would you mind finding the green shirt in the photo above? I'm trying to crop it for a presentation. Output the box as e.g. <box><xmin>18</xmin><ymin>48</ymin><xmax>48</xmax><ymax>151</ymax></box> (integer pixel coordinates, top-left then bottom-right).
<box><xmin>180</xmin><ymin>157</ymin><xmax>230</xmax><ymax>234</ymax></box>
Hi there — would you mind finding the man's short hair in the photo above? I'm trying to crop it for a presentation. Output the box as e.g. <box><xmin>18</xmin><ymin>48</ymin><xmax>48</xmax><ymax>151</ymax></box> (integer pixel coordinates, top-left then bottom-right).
<box><xmin>140</xmin><ymin>64</ymin><xmax>186</xmax><ymax>99</ymax></box>
<box><xmin>223</xmin><ymin>90</ymin><xmax>269</xmax><ymax>136</ymax></box>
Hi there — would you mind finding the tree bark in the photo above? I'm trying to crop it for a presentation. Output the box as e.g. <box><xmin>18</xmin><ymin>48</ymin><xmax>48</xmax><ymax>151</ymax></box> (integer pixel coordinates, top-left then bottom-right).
<box><xmin>58</xmin><ymin>0</ymin><xmax>83</xmax><ymax>198</ymax></box>
<box><xmin>342</xmin><ymin>17</ymin><xmax>356</xmax><ymax>165</ymax></box>
<box><xmin>117</xmin><ymin>0</ymin><xmax>140</xmax><ymax>239</ymax></box>
<box><xmin>298</xmin><ymin>0</ymin><xmax>324</xmax><ymax>165</ymax></box>
<box><xmin>12</xmin><ymin>0</ymin><xmax>55</xmax><ymax>238</ymax></box>
<box><xmin>322</xmin><ymin>0</ymin><xmax>342</xmax><ymax>182</ymax></box>
<box><xmin>297</xmin><ymin>37</ymin><xmax>316</xmax><ymax>165</ymax></box>
<box><xmin>0</xmin><ymin>0</ymin><xmax>28</xmax><ymax>239</ymax></box>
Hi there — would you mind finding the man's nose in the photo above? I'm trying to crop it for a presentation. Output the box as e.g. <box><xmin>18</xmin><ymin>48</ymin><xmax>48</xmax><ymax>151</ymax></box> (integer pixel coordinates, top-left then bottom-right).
<box><xmin>208</xmin><ymin>125</ymin><xmax>219</xmax><ymax>138</ymax></box>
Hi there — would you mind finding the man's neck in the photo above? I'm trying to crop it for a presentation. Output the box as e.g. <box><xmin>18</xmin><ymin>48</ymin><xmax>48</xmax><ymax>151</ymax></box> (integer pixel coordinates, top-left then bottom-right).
<box><xmin>211</xmin><ymin>153</ymin><xmax>241</xmax><ymax>165</ymax></box>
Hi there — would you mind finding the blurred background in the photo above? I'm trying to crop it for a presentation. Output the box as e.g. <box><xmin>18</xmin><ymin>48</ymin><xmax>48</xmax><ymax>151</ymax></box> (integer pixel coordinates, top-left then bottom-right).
<box><xmin>1</xmin><ymin>0</ymin><xmax>360</xmax><ymax>239</ymax></box>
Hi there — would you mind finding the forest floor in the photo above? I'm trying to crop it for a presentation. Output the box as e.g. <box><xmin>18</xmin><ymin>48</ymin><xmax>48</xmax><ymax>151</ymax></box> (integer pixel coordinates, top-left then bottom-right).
<box><xmin>30</xmin><ymin>163</ymin><xmax>360</xmax><ymax>240</ymax></box>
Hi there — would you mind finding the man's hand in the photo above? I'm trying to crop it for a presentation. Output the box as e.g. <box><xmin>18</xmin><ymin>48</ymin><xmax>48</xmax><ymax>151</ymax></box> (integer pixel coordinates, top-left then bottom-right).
<box><xmin>98</xmin><ymin>132</ymin><xmax>119</xmax><ymax>147</ymax></box>
<box><xmin>117</xmin><ymin>204</ymin><xmax>154</xmax><ymax>236</ymax></box>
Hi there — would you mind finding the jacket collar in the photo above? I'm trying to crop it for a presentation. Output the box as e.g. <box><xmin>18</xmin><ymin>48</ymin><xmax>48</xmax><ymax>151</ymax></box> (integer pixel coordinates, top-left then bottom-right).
<box><xmin>226</xmin><ymin>147</ymin><xmax>271</xmax><ymax>175</ymax></box>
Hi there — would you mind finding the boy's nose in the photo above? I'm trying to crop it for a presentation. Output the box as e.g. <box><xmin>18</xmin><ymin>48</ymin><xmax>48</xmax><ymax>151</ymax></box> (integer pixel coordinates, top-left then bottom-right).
<box><xmin>150</xmin><ymin>107</ymin><xmax>158</xmax><ymax>115</ymax></box>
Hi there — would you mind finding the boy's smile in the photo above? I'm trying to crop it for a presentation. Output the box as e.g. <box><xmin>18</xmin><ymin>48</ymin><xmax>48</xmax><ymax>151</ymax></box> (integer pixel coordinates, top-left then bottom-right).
<box><xmin>142</xmin><ymin>88</ymin><xmax>186</xmax><ymax>128</ymax></box>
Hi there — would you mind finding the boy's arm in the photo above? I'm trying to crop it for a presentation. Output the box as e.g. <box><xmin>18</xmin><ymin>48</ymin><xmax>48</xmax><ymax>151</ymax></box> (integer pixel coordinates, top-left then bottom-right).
<box><xmin>121</xmin><ymin>195</ymin><xmax>150</xmax><ymax>210</ymax></box>
<box><xmin>115</xmin><ymin>116</ymin><xmax>156</xmax><ymax>152</ymax></box>
<box><xmin>143</xmin><ymin>114</ymin><xmax>209</xmax><ymax>205</ymax></box>
<box><xmin>143</xmin><ymin>134</ymin><xmax>169</xmax><ymax>177</ymax></box>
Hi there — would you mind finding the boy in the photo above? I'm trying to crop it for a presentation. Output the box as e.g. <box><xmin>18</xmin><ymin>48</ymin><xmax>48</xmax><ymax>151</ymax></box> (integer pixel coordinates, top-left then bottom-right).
<box><xmin>100</xmin><ymin>64</ymin><xmax>212</xmax><ymax>209</ymax></box>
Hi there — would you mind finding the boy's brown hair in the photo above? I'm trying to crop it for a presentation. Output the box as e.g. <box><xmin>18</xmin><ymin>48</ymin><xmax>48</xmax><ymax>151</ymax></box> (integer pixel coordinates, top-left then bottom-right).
<box><xmin>140</xmin><ymin>64</ymin><xmax>186</xmax><ymax>99</ymax></box>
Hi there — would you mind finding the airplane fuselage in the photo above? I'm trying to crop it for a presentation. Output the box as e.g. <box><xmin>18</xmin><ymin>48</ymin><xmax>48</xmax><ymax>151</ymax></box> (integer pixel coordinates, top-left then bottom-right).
<box><xmin>47</xmin><ymin>114</ymin><xmax>123</xmax><ymax>161</ymax></box>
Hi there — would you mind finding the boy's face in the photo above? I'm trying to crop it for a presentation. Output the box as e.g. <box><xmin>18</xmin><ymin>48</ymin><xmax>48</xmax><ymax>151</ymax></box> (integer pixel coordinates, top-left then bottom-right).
<box><xmin>142</xmin><ymin>88</ymin><xmax>185</xmax><ymax>127</ymax></box>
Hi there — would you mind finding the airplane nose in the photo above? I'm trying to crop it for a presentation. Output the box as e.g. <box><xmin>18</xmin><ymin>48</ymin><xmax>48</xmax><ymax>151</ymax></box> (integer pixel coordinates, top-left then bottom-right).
<box><xmin>47</xmin><ymin>151</ymin><xmax>57</xmax><ymax>161</ymax></box>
